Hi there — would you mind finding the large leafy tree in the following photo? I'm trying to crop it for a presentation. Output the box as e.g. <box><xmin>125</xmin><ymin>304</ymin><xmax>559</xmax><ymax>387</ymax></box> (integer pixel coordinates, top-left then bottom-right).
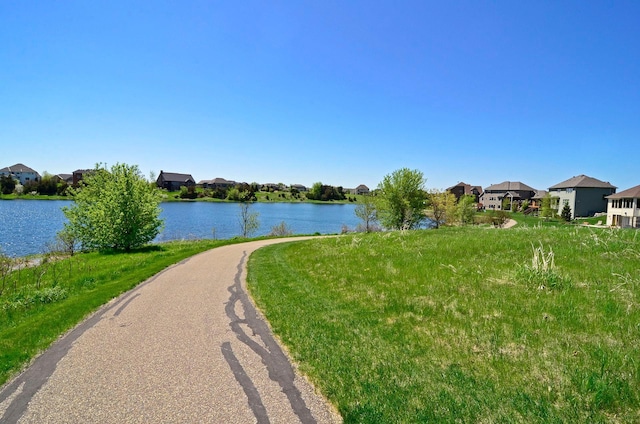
<box><xmin>377</xmin><ymin>168</ymin><xmax>427</xmax><ymax>230</ymax></box>
<box><xmin>62</xmin><ymin>163</ymin><xmax>164</xmax><ymax>251</ymax></box>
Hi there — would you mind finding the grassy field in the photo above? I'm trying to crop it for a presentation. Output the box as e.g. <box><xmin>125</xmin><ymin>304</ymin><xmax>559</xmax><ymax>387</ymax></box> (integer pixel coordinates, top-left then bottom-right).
<box><xmin>248</xmin><ymin>225</ymin><xmax>640</xmax><ymax>422</ymax></box>
<box><xmin>0</xmin><ymin>239</ymin><xmax>238</xmax><ymax>387</ymax></box>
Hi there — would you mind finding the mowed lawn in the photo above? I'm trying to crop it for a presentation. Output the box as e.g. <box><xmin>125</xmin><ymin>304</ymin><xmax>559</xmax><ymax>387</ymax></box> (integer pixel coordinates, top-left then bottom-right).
<box><xmin>247</xmin><ymin>225</ymin><xmax>640</xmax><ymax>423</ymax></box>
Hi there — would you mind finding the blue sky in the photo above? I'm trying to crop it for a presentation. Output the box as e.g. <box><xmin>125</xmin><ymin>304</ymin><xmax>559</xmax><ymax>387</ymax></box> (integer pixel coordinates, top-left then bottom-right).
<box><xmin>1</xmin><ymin>1</ymin><xmax>638</xmax><ymax>191</ymax></box>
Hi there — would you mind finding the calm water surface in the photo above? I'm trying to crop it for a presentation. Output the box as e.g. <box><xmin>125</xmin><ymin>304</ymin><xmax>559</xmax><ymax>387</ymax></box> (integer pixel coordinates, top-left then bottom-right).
<box><xmin>0</xmin><ymin>200</ymin><xmax>359</xmax><ymax>257</ymax></box>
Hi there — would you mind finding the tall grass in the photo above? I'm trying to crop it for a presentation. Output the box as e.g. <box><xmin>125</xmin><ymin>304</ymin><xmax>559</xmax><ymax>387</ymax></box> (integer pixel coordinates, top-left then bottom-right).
<box><xmin>248</xmin><ymin>226</ymin><xmax>640</xmax><ymax>423</ymax></box>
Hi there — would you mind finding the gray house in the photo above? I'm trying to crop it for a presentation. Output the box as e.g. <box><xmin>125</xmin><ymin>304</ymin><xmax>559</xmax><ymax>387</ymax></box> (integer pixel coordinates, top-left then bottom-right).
<box><xmin>479</xmin><ymin>181</ymin><xmax>536</xmax><ymax>210</ymax></box>
<box><xmin>548</xmin><ymin>175</ymin><xmax>616</xmax><ymax>218</ymax></box>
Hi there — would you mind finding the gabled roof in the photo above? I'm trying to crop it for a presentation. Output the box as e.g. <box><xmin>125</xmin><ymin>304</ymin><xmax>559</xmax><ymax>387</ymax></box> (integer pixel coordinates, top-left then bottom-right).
<box><xmin>199</xmin><ymin>177</ymin><xmax>236</xmax><ymax>185</ymax></box>
<box><xmin>549</xmin><ymin>175</ymin><xmax>616</xmax><ymax>190</ymax></box>
<box><xmin>447</xmin><ymin>182</ymin><xmax>482</xmax><ymax>195</ymax></box>
<box><xmin>484</xmin><ymin>181</ymin><xmax>536</xmax><ymax>192</ymax></box>
<box><xmin>0</xmin><ymin>163</ymin><xmax>39</xmax><ymax>174</ymax></box>
<box><xmin>159</xmin><ymin>171</ymin><xmax>195</xmax><ymax>182</ymax></box>
<box><xmin>212</xmin><ymin>177</ymin><xmax>235</xmax><ymax>184</ymax></box>
<box><xmin>606</xmin><ymin>184</ymin><xmax>640</xmax><ymax>199</ymax></box>
<box><xmin>504</xmin><ymin>191</ymin><xmax>524</xmax><ymax>199</ymax></box>
<box><xmin>356</xmin><ymin>184</ymin><xmax>369</xmax><ymax>190</ymax></box>
<box><xmin>533</xmin><ymin>190</ymin><xmax>548</xmax><ymax>199</ymax></box>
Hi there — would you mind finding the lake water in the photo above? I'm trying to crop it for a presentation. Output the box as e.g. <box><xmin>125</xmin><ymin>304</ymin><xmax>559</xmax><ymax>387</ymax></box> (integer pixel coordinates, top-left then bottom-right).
<box><xmin>0</xmin><ymin>200</ymin><xmax>360</xmax><ymax>257</ymax></box>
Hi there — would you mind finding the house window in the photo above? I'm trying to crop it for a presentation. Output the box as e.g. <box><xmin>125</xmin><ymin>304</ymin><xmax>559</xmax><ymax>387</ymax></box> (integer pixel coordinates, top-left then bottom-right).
<box><xmin>566</xmin><ymin>188</ymin><xmax>573</xmax><ymax>193</ymax></box>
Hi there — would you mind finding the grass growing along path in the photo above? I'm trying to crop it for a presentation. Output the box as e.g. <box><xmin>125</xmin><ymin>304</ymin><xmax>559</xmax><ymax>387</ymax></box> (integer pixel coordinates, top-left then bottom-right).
<box><xmin>248</xmin><ymin>225</ymin><xmax>640</xmax><ymax>423</ymax></box>
<box><xmin>0</xmin><ymin>239</ymin><xmax>238</xmax><ymax>387</ymax></box>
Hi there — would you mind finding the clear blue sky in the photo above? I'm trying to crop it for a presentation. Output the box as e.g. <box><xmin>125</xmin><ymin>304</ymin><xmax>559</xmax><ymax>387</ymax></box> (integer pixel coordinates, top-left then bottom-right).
<box><xmin>1</xmin><ymin>1</ymin><xmax>638</xmax><ymax>191</ymax></box>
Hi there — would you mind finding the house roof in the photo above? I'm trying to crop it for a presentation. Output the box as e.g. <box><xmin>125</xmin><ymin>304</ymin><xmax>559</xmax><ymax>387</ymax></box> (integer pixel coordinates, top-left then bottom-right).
<box><xmin>356</xmin><ymin>184</ymin><xmax>369</xmax><ymax>190</ymax></box>
<box><xmin>213</xmin><ymin>177</ymin><xmax>235</xmax><ymax>184</ymax></box>
<box><xmin>446</xmin><ymin>182</ymin><xmax>482</xmax><ymax>195</ymax></box>
<box><xmin>606</xmin><ymin>184</ymin><xmax>640</xmax><ymax>199</ymax></box>
<box><xmin>549</xmin><ymin>175</ymin><xmax>616</xmax><ymax>190</ymax></box>
<box><xmin>159</xmin><ymin>171</ymin><xmax>195</xmax><ymax>182</ymax></box>
<box><xmin>0</xmin><ymin>163</ymin><xmax>39</xmax><ymax>174</ymax></box>
<box><xmin>504</xmin><ymin>191</ymin><xmax>522</xmax><ymax>199</ymax></box>
<box><xmin>533</xmin><ymin>190</ymin><xmax>548</xmax><ymax>199</ymax></box>
<box><xmin>199</xmin><ymin>177</ymin><xmax>236</xmax><ymax>185</ymax></box>
<box><xmin>484</xmin><ymin>181</ymin><xmax>536</xmax><ymax>192</ymax></box>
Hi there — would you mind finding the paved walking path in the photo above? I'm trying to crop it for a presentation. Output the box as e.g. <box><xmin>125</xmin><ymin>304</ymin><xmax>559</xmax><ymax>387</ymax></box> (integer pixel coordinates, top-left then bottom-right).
<box><xmin>0</xmin><ymin>238</ymin><xmax>342</xmax><ymax>423</ymax></box>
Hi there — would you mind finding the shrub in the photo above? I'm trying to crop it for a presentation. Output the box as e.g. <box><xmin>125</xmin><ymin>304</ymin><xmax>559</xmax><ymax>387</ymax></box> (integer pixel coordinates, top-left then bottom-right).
<box><xmin>269</xmin><ymin>221</ymin><xmax>293</xmax><ymax>237</ymax></box>
<box><xmin>62</xmin><ymin>163</ymin><xmax>164</xmax><ymax>251</ymax></box>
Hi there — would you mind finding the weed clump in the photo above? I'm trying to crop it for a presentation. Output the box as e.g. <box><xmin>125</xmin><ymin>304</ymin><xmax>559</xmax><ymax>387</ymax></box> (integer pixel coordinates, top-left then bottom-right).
<box><xmin>516</xmin><ymin>243</ymin><xmax>571</xmax><ymax>290</ymax></box>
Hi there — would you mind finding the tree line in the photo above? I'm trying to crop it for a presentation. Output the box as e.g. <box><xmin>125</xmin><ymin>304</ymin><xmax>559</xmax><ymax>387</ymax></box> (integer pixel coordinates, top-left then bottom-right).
<box><xmin>56</xmin><ymin>164</ymin><xmax>500</xmax><ymax>254</ymax></box>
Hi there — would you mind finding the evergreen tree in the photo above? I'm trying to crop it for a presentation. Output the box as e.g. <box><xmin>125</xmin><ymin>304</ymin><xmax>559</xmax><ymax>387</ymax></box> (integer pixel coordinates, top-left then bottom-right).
<box><xmin>561</xmin><ymin>204</ymin><xmax>572</xmax><ymax>222</ymax></box>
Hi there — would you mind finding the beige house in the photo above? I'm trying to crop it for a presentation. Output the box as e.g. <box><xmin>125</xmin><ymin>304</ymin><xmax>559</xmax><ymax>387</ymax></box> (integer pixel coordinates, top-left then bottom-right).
<box><xmin>606</xmin><ymin>185</ymin><xmax>640</xmax><ymax>228</ymax></box>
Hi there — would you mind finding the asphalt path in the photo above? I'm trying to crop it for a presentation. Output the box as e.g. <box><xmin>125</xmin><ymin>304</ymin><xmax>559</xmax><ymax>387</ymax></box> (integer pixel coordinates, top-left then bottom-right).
<box><xmin>0</xmin><ymin>238</ymin><xmax>342</xmax><ymax>423</ymax></box>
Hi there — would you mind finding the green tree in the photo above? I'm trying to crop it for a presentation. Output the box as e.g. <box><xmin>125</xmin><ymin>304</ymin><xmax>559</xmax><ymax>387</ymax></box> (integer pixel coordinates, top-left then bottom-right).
<box><xmin>62</xmin><ymin>163</ymin><xmax>164</xmax><ymax>251</ymax></box>
<box><xmin>561</xmin><ymin>204</ymin><xmax>572</xmax><ymax>222</ymax></box>
<box><xmin>540</xmin><ymin>193</ymin><xmax>555</xmax><ymax>220</ymax></box>
<box><xmin>377</xmin><ymin>168</ymin><xmax>427</xmax><ymax>230</ymax></box>
<box><xmin>457</xmin><ymin>195</ymin><xmax>477</xmax><ymax>226</ymax></box>
<box><xmin>428</xmin><ymin>189</ymin><xmax>457</xmax><ymax>228</ymax></box>
<box><xmin>238</xmin><ymin>202</ymin><xmax>260</xmax><ymax>238</ymax></box>
<box><xmin>354</xmin><ymin>195</ymin><xmax>378</xmax><ymax>232</ymax></box>
<box><xmin>308</xmin><ymin>182</ymin><xmax>323</xmax><ymax>200</ymax></box>
<box><xmin>0</xmin><ymin>175</ymin><xmax>16</xmax><ymax>195</ymax></box>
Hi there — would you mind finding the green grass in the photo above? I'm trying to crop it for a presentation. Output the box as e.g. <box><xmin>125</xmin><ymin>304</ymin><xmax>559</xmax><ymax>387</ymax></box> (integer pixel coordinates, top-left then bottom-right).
<box><xmin>248</xmin><ymin>226</ymin><xmax>640</xmax><ymax>423</ymax></box>
<box><xmin>0</xmin><ymin>193</ymin><xmax>69</xmax><ymax>201</ymax></box>
<box><xmin>0</xmin><ymin>239</ymin><xmax>237</xmax><ymax>386</ymax></box>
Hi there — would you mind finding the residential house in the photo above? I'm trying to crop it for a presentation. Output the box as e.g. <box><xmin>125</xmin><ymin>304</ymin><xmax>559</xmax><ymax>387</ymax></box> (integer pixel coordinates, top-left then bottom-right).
<box><xmin>479</xmin><ymin>181</ymin><xmax>536</xmax><ymax>211</ymax></box>
<box><xmin>447</xmin><ymin>182</ymin><xmax>482</xmax><ymax>203</ymax></box>
<box><xmin>355</xmin><ymin>184</ymin><xmax>370</xmax><ymax>195</ymax></box>
<box><xmin>548</xmin><ymin>175</ymin><xmax>616</xmax><ymax>219</ymax></box>
<box><xmin>157</xmin><ymin>170</ymin><xmax>196</xmax><ymax>191</ymax></box>
<box><xmin>198</xmin><ymin>178</ymin><xmax>236</xmax><ymax>190</ymax></box>
<box><xmin>0</xmin><ymin>163</ymin><xmax>41</xmax><ymax>185</ymax></box>
<box><xmin>606</xmin><ymin>184</ymin><xmax>640</xmax><ymax>228</ymax></box>
<box><xmin>55</xmin><ymin>174</ymin><xmax>73</xmax><ymax>184</ymax></box>
<box><xmin>290</xmin><ymin>184</ymin><xmax>307</xmax><ymax>192</ymax></box>
<box><xmin>72</xmin><ymin>169</ymin><xmax>94</xmax><ymax>186</ymax></box>
<box><xmin>527</xmin><ymin>190</ymin><xmax>548</xmax><ymax>215</ymax></box>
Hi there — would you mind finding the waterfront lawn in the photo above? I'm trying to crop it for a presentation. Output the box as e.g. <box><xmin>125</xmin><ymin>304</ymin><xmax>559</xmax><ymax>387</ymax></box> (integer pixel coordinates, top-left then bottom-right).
<box><xmin>0</xmin><ymin>239</ymin><xmax>234</xmax><ymax>387</ymax></box>
<box><xmin>248</xmin><ymin>226</ymin><xmax>640</xmax><ymax>423</ymax></box>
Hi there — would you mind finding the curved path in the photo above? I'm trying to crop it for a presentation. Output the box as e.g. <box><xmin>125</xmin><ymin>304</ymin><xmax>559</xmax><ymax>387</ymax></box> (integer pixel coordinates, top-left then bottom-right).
<box><xmin>0</xmin><ymin>238</ymin><xmax>341</xmax><ymax>423</ymax></box>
